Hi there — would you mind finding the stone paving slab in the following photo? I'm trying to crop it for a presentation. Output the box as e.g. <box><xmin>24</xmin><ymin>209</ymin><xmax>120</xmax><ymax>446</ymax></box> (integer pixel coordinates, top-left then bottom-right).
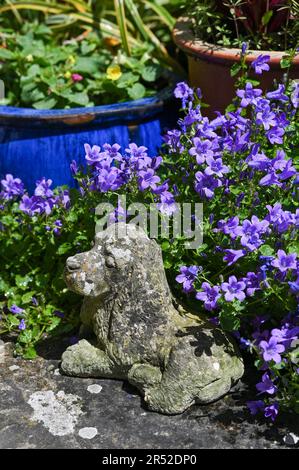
<box><xmin>0</xmin><ymin>340</ymin><xmax>298</xmax><ymax>449</ymax></box>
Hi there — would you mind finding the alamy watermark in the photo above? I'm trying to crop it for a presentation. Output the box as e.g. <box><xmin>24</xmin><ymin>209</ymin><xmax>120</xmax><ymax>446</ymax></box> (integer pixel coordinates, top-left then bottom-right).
<box><xmin>0</xmin><ymin>80</ymin><xmax>4</xmax><ymax>101</ymax></box>
<box><xmin>95</xmin><ymin>195</ymin><xmax>203</xmax><ymax>249</ymax></box>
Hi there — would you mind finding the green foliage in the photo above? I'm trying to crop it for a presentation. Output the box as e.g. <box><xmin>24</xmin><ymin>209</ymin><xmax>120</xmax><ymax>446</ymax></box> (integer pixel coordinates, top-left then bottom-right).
<box><xmin>182</xmin><ymin>0</ymin><xmax>299</xmax><ymax>50</ymax></box>
<box><xmin>0</xmin><ymin>0</ymin><xmax>184</xmax><ymax>74</ymax></box>
<box><xmin>0</xmin><ymin>22</ymin><xmax>168</xmax><ymax>108</ymax></box>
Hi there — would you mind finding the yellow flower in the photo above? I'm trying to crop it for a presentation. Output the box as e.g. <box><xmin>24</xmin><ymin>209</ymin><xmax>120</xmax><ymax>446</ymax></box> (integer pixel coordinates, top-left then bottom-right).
<box><xmin>64</xmin><ymin>71</ymin><xmax>71</xmax><ymax>79</ymax></box>
<box><xmin>106</xmin><ymin>64</ymin><xmax>122</xmax><ymax>81</ymax></box>
<box><xmin>26</xmin><ymin>54</ymin><xmax>33</xmax><ymax>62</ymax></box>
<box><xmin>68</xmin><ymin>55</ymin><xmax>76</xmax><ymax>65</ymax></box>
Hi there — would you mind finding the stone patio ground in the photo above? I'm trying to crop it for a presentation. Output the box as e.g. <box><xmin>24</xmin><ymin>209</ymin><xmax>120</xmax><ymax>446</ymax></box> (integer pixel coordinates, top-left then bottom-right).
<box><xmin>0</xmin><ymin>338</ymin><xmax>298</xmax><ymax>449</ymax></box>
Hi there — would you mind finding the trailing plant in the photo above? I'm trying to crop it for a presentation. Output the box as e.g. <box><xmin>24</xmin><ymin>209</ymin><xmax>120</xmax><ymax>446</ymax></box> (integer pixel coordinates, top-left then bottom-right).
<box><xmin>0</xmin><ymin>47</ymin><xmax>298</xmax><ymax>420</ymax></box>
<box><xmin>183</xmin><ymin>0</ymin><xmax>299</xmax><ymax>50</ymax></box>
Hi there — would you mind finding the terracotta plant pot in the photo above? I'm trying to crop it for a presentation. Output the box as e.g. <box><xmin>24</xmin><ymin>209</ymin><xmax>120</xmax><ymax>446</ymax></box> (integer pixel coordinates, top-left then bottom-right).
<box><xmin>173</xmin><ymin>17</ymin><xmax>299</xmax><ymax>117</ymax></box>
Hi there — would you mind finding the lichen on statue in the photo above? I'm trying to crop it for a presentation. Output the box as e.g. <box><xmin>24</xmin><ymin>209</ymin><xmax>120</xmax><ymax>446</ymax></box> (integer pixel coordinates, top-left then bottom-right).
<box><xmin>61</xmin><ymin>222</ymin><xmax>244</xmax><ymax>415</ymax></box>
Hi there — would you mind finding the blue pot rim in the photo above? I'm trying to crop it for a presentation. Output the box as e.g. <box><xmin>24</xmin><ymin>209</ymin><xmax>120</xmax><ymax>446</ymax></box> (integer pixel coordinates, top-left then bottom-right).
<box><xmin>0</xmin><ymin>85</ymin><xmax>174</xmax><ymax>122</ymax></box>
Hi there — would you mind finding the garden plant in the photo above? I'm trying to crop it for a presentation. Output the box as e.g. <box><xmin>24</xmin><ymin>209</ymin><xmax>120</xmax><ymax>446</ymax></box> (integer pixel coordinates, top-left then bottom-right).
<box><xmin>0</xmin><ymin>46</ymin><xmax>298</xmax><ymax>423</ymax></box>
<box><xmin>183</xmin><ymin>0</ymin><xmax>299</xmax><ymax>50</ymax></box>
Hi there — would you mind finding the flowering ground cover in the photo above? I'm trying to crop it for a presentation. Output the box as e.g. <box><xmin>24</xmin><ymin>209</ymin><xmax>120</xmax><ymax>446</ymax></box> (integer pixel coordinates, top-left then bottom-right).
<box><xmin>0</xmin><ymin>46</ymin><xmax>298</xmax><ymax>423</ymax></box>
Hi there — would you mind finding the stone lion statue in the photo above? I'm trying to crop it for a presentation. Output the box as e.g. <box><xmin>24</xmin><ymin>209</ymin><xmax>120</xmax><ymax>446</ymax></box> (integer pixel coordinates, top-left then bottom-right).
<box><xmin>61</xmin><ymin>222</ymin><xmax>244</xmax><ymax>415</ymax></box>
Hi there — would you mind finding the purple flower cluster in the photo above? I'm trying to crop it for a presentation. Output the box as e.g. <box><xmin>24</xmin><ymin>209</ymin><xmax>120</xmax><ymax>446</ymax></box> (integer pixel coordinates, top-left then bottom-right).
<box><xmin>18</xmin><ymin>178</ymin><xmax>70</xmax><ymax>220</ymax></box>
<box><xmin>1</xmin><ymin>174</ymin><xmax>24</xmax><ymax>200</ymax></box>
<box><xmin>247</xmin><ymin>311</ymin><xmax>299</xmax><ymax>421</ymax></box>
<box><xmin>83</xmin><ymin>142</ymin><xmax>176</xmax><ymax>215</ymax></box>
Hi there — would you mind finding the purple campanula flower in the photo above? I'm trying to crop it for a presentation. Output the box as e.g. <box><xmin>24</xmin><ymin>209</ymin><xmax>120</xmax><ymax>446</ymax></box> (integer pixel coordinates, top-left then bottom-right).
<box><xmin>138</xmin><ymin>169</ymin><xmax>160</xmax><ymax>191</ymax></box>
<box><xmin>259</xmin><ymin>171</ymin><xmax>281</xmax><ymax>187</ymax></box>
<box><xmin>259</xmin><ymin>337</ymin><xmax>285</xmax><ymax>363</ymax></box>
<box><xmin>194</xmin><ymin>171</ymin><xmax>221</xmax><ymax>199</ymax></box>
<box><xmin>34</xmin><ymin>178</ymin><xmax>53</xmax><ymax>198</ymax></box>
<box><xmin>195</xmin><ymin>282</ymin><xmax>221</xmax><ymax>311</ymax></box>
<box><xmin>18</xmin><ymin>319</ymin><xmax>26</xmax><ymax>330</ymax></box>
<box><xmin>205</xmin><ymin>157</ymin><xmax>229</xmax><ymax>178</ymax></box>
<box><xmin>70</xmin><ymin>160</ymin><xmax>79</xmax><ymax>176</ymax></box>
<box><xmin>217</xmin><ymin>216</ymin><xmax>239</xmax><ymax>239</ymax></box>
<box><xmin>189</xmin><ymin>138</ymin><xmax>215</xmax><ymax>165</ymax></box>
<box><xmin>247</xmin><ymin>400</ymin><xmax>265</xmax><ymax>415</ymax></box>
<box><xmin>266</xmin><ymin>127</ymin><xmax>284</xmax><ymax>145</ymax></box>
<box><xmin>103</xmin><ymin>143</ymin><xmax>122</xmax><ymax>161</ymax></box>
<box><xmin>1</xmin><ymin>174</ymin><xmax>24</xmax><ymax>200</ymax></box>
<box><xmin>256</xmin><ymin>105</ymin><xmax>277</xmax><ymax>130</ymax></box>
<box><xmin>251</xmin><ymin>54</ymin><xmax>270</xmax><ymax>75</ymax></box>
<box><xmin>176</xmin><ymin>266</ymin><xmax>199</xmax><ymax>293</ymax></box>
<box><xmin>291</xmin><ymin>82</ymin><xmax>299</xmax><ymax>108</ymax></box>
<box><xmin>96</xmin><ymin>167</ymin><xmax>124</xmax><ymax>192</ymax></box>
<box><xmin>264</xmin><ymin>403</ymin><xmax>278</xmax><ymax>421</ymax></box>
<box><xmin>54</xmin><ymin>310</ymin><xmax>65</xmax><ymax>318</ymax></box>
<box><xmin>235</xmin><ymin>216</ymin><xmax>269</xmax><ymax>251</ymax></box>
<box><xmin>180</xmin><ymin>104</ymin><xmax>202</xmax><ymax>127</ymax></box>
<box><xmin>157</xmin><ymin>190</ymin><xmax>177</xmax><ymax>216</ymax></box>
<box><xmin>223</xmin><ymin>249</ymin><xmax>245</xmax><ymax>266</ymax></box>
<box><xmin>57</xmin><ymin>189</ymin><xmax>71</xmax><ymax>210</ymax></box>
<box><xmin>289</xmin><ymin>277</ymin><xmax>299</xmax><ymax>294</ymax></box>
<box><xmin>31</xmin><ymin>297</ymin><xmax>38</xmax><ymax>306</ymax></box>
<box><xmin>84</xmin><ymin>143</ymin><xmax>102</xmax><ymax>165</ymax></box>
<box><xmin>247</xmin><ymin>145</ymin><xmax>270</xmax><ymax>171</ymax></box>
<box><xmin>174</xmin><ymin>82</ymin><xmax>194</xmax><ymax>108</ymax></box>
<box><xmin>125</xmin><ymin>143</ymin><xmax>148</xmax><ymax>159</ymax></box>
<box><xmin>163</xmin><ymin>130</ymin><xmax>184</xmax><ymax>153</ymax></box>
<box><xmin>279</xmin><ymin>160</ymin><xmax>297</xmax><ymax>181</ymax></box>
<box><xmin>150</xmin><ymin>156</ymin><xmax>163</xmax><ymax>171</ymax></box>
<box><xmin>271</xmin><ymin>326</ymin><xmax>299</xmax><ymax>348</ymax></box>
<box><xmin>241</xmin><ymin>42</ymin><xmax>248</xmax><ymax>55</ymax></box>
<box><xmin>256</xmin><ymin>372</ymin><xmax>277</xmax><ymax>395</ymax></box>
<box><xmin>236</xmin><ymin>82</ymin><xmax>262</xmax><ymax>107</ymax></box>
<box><xmin>9</xmin><ymin>304</ymin><xmax>24</xmax><ymax>314</ymax></box>
<box><xmin>221</xmin><ymin>276</ymin><xmax>246</xmax><ymax>302</ymax></box>
<box><xmin>243</xmin><ymin>272</ymin><xmax>261</xmax><ymax>296</ymax></box>
<box><xmin>19</xmin><ymin>195</ymin><xmax>42</xmax><ymax>216</ymax></box>
<box><xmin>271</xmin><ymin>250</ymin><xmax>297</xmax><ymax>272</ymax></box>
<box><xmin>266</xmin><ymin>84</ymin><xmax>288</xmax><ymax>102</ymax></box>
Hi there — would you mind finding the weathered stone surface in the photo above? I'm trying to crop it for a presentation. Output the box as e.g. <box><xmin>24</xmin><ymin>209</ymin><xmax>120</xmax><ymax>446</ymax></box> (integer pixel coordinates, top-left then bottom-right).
<box><xmin>61</xmin><ymin>223</ymin><xmax>244</xmax><ymax>414</ymax></box>
<box><xmin>0</xmin><ymin>342</ymin><xmax>298</xmax><ymax>449</ymax></box>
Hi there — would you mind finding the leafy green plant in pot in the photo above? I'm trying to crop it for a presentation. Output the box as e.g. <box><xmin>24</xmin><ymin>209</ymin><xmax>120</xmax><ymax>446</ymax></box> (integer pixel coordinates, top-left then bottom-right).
<box><xmin>173</xmin><ymin>0</ymin><xmax>299</xmax><ymax>115</ymax></box>
<box><xmin>0</xmin><ymin>1</ymin><xmax>184</xmax><ymax>190</ymax></box>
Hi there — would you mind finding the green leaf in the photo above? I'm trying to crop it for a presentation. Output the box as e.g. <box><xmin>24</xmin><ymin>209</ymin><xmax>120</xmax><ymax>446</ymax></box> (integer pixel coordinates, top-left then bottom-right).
<box><xmin>230</xmin><ymin>63</ymin><xmax>242</xmax><ymax>77</ymax></box>
<box><xmin>57</xmin><ymin>243</ymin><xmax>72</xmax><ymax>255</ymax></box>
<box><xmin>74</xmin><ymin>57</ymin><xmax>101</xmax><ymax>75</ymax></box>
<box><xmin>141</xmin><ymin>65</ymin><xmax>160</xmax><ymax>82</ymax></box>
<box><xmin>0</xmin><ymin>48</ymin><xmax>14</xmax><ymax>60</ymax></box>
<box><xmin>22</xmin><ymin>291</ymin><xmax>36</xmax><ymax>304</ymax></box>
<box><xmin>280</xmin><ymin>57</ymin><xmax>291</xmax><ymax>69</ymax></box>
<box><xmin>128</xmin><ymin>83</ymin><xmax>145</xmax><ymax>100</ymax></box>
<box><xmin>23</xmin><ymin>347</ymin><xmax>37</xmax><ymax>359</ymax></box>
<box><xmin>18</xmin><ymin>329</ymin><xmax>32</xmax><ymax>344</ymax></box>
<box><xmin>219</xmin><ymin>310</ymin><xmax>240</xmax><ymax>331</ymax></box>
<box><xmin>27</xmin><ymin>64</ymin><xmax>41</xmax><ymax>77</ymax></box>
<box><xmin>67</xmin><ymin>92</ymin><xmax>89</xmax><ymax>106</ymax></box>
<box><xmin>259</xmin><ymin>245</ymin><xmax>274</xmax><ymax>256</ymax></box>
<box><xmin>33</xmin><ymin>97</ymin><xmax>57</xmax><ymax>110</ymax></box>
<box><xmin>15</xmin><ymin>274</ymin><xmax>32</xmax><ymax>291</ymax></box>
<box><xmin>262</xmin><ymin>10</ymin><xmax>273</xmax><ymax>26</ymax></box>
<box><xmin>7</xmin><ymin>314</ymin><xmax>20</xmax><ymax>327</ymax></box>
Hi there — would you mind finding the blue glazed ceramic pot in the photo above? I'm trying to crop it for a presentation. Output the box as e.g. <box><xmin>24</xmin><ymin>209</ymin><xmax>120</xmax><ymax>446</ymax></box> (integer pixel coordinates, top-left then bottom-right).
<box><xmin>0</xmin><ymin>87</ymin><xmax>177</xmax><ymax>192</ymax></box>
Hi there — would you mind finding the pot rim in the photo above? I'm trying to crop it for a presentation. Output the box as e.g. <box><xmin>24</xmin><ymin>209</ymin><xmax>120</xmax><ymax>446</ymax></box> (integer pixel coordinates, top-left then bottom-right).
<box><xmin>0</xmin><ymin>85</ymin><xmax>173</xmax><ymax>122</ymax></box>
<box><xmin>173</xmin><ymin>17</ymin><xmax>299</xmax><ymax>68</ymax></box>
